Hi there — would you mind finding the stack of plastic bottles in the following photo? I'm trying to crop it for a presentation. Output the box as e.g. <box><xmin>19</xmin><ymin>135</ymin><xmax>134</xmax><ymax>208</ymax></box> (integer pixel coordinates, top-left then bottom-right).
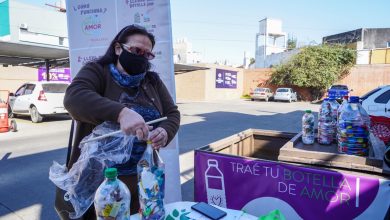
<box><xmin>302</xmin><ymin>110</ymin><xmax>315</xmax><ymax>144</ymax></box>
<box><xmin>318</xmin><ymin>98</ymin><xmax>335</xmax><ymax>145</ymax></box>
<box><xmin>337</xmin><ymin>96</ymin><xmax>349</xmax><ymax>122</ymax></box>
<box><xmin>137</xmin><ymin>141</ymin><xmax>165</xmax><ymax>220</ymax></box>
<box><xmin>337</xmin><ymin>96</ymin><xmax>371</xmax><ymax>156</ymax></box>
<box><xmin>94</xmin><ymin>168</ymin><xmax>131</xmax><ymax>220</ymax></box>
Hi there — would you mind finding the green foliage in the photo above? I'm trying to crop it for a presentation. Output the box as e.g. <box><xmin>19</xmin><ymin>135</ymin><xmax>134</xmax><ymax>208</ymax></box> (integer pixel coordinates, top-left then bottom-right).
<box><xmin>241</xmin><ymin>94</ymin><xmax>251</xmax><ymax>99</ymax></box>
<box><xmin>287</xmin><ymin>37</ymin><xmax>297</xmax><ymax>49</ymax></box>
<box><xmin>249</xmin><ymin>58</ymin><xmax>255</xmax><ymax>65</ymax></box>
<box><xmin>270</xmin><ymin>45</ymin><xmax>355</xmax><ymax>99</ymax></box>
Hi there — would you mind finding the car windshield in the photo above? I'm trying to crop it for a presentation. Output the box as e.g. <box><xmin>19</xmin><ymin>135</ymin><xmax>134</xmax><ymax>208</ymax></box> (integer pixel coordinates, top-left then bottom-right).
<box><xmin>361</xmin><ymin>87</ymin><xmax>382</xmax><ymax>100</ymax></box>
<box><xmin>42</xmin><ymin>83</ymin><xmax>68</xmax><ymax>93</ymax></box>
<box><xmin>330</xmin><ymin>85</ymin><xmax>348</xmax><ymax>90</ymax></box>
<box><xmin>277</xmin><ymin>88</ymin><xmax>289</xmax><ymax>93</ymax></box>
<box><xmin>255</xmin><ymin>88</ymin><xmax>266</xmax><ymax>92</ymax></box>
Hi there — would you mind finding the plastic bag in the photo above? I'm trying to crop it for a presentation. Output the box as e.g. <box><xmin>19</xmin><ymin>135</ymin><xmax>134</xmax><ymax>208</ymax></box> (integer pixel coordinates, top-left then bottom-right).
<box><xmin>49</xmin><ymin>121</ymin><xmax>135</xmax><ymax>219</ymax></box>
<box><xmin>137</xmin><ymin>141</ymin><xmax>165</xmax><ymax>220</ymax></box>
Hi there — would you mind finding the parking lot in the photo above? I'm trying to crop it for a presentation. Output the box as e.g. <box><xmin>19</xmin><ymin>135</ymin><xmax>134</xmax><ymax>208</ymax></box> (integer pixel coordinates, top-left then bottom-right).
<box><xmin>0</xmin><ymin>99</ymin><xmax>319</xmax><ymax>220</ymax></box>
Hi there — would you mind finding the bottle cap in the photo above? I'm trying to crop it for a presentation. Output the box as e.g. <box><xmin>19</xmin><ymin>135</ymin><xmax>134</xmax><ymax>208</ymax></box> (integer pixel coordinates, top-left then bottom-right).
<box><xmin>349</xmin><ymin>96</ymin><xmax>360</xmax><ymax>103</ymax></box>
<box><xmin>104</xmin><ymin>168</ymin><xmax>117</xmax><ymax>179</ymax></box>
<box><xmin>305</xmin><ymin>110</ymin><xmax>312</xmax><ymax>113</ymax></box>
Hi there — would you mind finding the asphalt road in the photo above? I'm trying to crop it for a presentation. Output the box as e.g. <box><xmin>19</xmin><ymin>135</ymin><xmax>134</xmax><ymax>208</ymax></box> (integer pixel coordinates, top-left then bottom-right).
<box><xmin>0</xmin><ymin>99</ymin><xmax>319</xmax><ymax>220</ymax></box>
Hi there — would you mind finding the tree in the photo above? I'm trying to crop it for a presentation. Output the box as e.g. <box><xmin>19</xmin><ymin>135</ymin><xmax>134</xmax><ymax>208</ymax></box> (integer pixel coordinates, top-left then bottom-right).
<box><xmin>249</xmin><ymin>58</ymin><xmax>255</xmax><ymax>65</ymax></box>
<box><xmin>270</xmin><ymin>45</ymin><xmax>356</xmax><ymax>100</ymax></box>
<box><xmin>287</xmin><ymin>37</ymin><xmax>297</xmax><ymax>49</ymax></box>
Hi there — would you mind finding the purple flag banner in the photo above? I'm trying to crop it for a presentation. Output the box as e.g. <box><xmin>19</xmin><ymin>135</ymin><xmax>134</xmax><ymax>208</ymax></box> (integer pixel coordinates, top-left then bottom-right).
<box><xmin>38</xmin><ymin>68</ymin><xmax>71</xmax><ymax>82</ymax></box>
<box><xmin>194</xmin><ymin>150</ymin><xmax>390</xmax><ymax>219</ymax></box>
<box><xmin>215</xmin><ymin>68</ymin><xmax>237</xmax><ymax>89</ymax></box>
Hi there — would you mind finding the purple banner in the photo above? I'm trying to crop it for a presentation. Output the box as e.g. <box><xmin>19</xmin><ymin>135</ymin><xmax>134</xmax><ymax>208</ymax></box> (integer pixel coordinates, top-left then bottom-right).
<box><xmin>194</xmin><ymin>150</ymin><xmax>390</xmax><ymax>219</ymax></box>
<box><xmin>216</xmin><ymin>69</ymin><xmax>237</xmax><ymax>89</ymax></box>
<box><xmin>38</xmin><ymin>68</ymin><xmax>71</xmax><ymax>82</ymax></box>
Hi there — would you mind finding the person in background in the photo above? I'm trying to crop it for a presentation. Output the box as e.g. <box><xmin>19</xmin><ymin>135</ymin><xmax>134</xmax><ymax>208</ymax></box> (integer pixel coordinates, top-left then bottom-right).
<box><xmin>56</xmin><ymin>24</ymin><xmax>180</xmax><ymax>219</ymax></box>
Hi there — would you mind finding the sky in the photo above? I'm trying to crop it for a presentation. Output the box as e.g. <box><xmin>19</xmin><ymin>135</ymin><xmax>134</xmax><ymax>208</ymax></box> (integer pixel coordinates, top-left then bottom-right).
<box><xmin>19</xmin><ymin>0</ymin><xmax>390</xmax><ymax>65</ymax></box>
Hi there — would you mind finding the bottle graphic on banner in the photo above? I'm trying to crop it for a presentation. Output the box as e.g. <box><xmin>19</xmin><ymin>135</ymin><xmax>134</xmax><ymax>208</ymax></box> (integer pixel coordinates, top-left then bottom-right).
<box><xmin>205</xmin><ymin>159</ymin><xmax>227</xmax><ymax>208</ymax></box>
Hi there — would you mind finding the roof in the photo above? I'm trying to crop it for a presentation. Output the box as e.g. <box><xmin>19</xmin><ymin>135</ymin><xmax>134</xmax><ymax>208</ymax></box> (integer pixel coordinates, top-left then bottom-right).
<box><xmin>0</xmin><ymin>41</ymin><xmax>69</xmax><ymax>67</ymax></box>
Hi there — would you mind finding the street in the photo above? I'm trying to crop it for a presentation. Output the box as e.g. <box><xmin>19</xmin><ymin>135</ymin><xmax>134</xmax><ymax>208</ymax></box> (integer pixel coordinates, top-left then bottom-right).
<box><xmin>0</xmin><ymin>100</ymin><xmax>318</xmax><ymax>220</ymax></box>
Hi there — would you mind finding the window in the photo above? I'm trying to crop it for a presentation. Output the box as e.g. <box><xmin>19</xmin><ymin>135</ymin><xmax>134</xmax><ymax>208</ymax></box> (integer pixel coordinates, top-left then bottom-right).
<box><xmin>361</xmin><ymin>87</ymin><xmax>381</xmax><ymax>100</ymax></box>
<box><xmin>330</xmin><ymin>85</ymin><xmax>348</xmax><ymax>90</ymax></box>
<box><xmin>255</xmin><ymin>88</ymin><xmax>266</xmax><ymax>92</ymax></box>
<box><xmin>15</xmin><ymin>85</ymin><xmax>26</xmax><ymax>96</ymax></box>
<box><xmin>24</xmin><ymin>84</ymin><xmax>35</xmax><ymax>95</ymax></box>
<box><xmin>276</xmin><ymin>88</ymin><xmax>289</xmax><ymax>93</ymax></box>
<box><xmin>374</xmin><ymin>90</ymin><xmax>390</xmax><ymax>104</ymax></box>
<box><xmin>387</xmin><ymin>42</ymin><xmax>390</xmax><ymax>48</ymax></box>
<box><xmin>42</xmin><ymin>83</ymin><xmax>68</xmax><ymax>93</ymax></box>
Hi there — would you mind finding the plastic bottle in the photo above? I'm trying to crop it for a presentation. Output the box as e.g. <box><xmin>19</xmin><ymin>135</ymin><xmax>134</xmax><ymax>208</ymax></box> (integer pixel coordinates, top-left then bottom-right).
<box><xmin>94</xmin><ymin>168</ymin><xmax>131</xmax><ymax>220</ymax></box>
<box><xmin>318</xmin><ymin>98</ymin><xmax>334</xmax><ymax>145</ymax></box>
<box><xmin>137</xmin><ymin>140</ymin><xmax>165</xmax><ymax>220</ymax></box>
<box><xmin>205</xmin><ymin>159</ymin><xmax>227</xmax><ymax>208</ymax></box>
<box><xmin>328</xmin><ymin>97</ymin><xmax>340</xmax><ymax>139</ymax></box>
<box><xmin>337</xmin><ymin>96</ymin><xmax>349</xmax><ymax>123</ymax></box>
<box><xmin>302</xmin><ymin>110</ymin><xmax>315</xmax><ymax>144</ymax></box>
<box><xmin>337</xmin><ymin>96</ymin><xmax>370</xmax><ymax>156</ymax></box>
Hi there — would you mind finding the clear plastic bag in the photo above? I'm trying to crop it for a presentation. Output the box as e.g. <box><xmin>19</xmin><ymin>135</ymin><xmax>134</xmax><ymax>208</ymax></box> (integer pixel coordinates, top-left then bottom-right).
<box><xmin>49</xmin><ymin>121</ymin><xmax>135</xmax><ymax>219</ymax></box>
<box><xmin>137</xmin><ymin>141</ymin><xmax>165</xmax><ymax>220</ymax></box>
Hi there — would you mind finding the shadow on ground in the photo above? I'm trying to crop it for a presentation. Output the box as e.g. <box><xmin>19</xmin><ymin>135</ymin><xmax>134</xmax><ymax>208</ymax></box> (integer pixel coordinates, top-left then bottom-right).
<box><xmin>0</xmin><ymin>110</ymin><xmax>314</xmax><ymax>219</ymax></box>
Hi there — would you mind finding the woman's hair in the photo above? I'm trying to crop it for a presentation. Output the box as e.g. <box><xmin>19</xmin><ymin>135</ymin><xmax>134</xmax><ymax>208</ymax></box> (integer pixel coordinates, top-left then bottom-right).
<box><xmin>96</xmin><ymin>25</ymin><xmax>155</xmax><ymax>66</ymax></box>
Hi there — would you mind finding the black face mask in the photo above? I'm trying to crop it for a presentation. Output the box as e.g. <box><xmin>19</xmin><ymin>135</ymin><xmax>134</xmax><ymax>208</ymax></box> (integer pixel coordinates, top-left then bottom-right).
<box><xmin>118</xmin><ymin>48</ymin><xmax>151</xmax><ymax>75</ymax></box>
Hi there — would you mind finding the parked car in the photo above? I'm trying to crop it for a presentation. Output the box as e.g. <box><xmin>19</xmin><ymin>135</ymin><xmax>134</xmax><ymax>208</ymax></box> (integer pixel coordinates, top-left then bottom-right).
<box><xmin>251</xmin><ymin>87</ymin><xmax>274</xmax><ymax>102</ymax></box>
<box><xmin>274</xmin><ymin>88</ymin><xmax>297</xmax><ymax>102</ymax></box>
<box><xmin>327</xmin><ymin>84</ymin><xmax>350</xmax><ymax>100</ymax></box>
<box><xmin>9</xmin><ymin>81</ymin><xmax>69</xmax><ymax>123</ymax></box>
<box><xmin>360</xmin><ymin>85</ymin><xmax>390</xmax><ymax>144</ymax></box>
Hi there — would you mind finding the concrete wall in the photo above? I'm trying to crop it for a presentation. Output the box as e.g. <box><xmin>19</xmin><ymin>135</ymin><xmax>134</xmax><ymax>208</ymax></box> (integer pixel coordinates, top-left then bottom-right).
<box><xmin>0</xmin><ymin>66</ymin><xmax>37</xmax><ymax>92</ymax></box>
<box><xmin>204</xmin><ymin>65</ymin><xmax>244</xmax><ymax>100</ymax></box>
<box><xmin>175</xmin><ymin>70</ymin><xmax>206</xmax><ymax>101</ymax></box>
<box><xmin>338</xmin><ymin>65</ymin><xmax>390</xmax><ymax>96</ymax></box>
<box><xmin>363</xmin><ymin>28</ymin><xmax>390</xmax><ymax>49</ymax></box>
<box><xmin>243</xmin><ymin>68</ymin><xmax>272</xmax><ymax>95</ymax></box>
<box><xmin>243</xmin><ymin>65</ymin><xmax>390</xmax><ymax>101</ymax></box>
<box><xmin>8</xmin><ymin>1</ymin><xmax>68</xmax><ymax>47</ymax></box>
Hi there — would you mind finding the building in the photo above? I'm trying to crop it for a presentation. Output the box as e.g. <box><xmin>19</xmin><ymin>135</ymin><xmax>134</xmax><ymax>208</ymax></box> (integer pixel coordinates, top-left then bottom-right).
<box><xmin>0</xmin><ymin>0</ymin><xmax>68</xmax><ymax>65</ymax></box>
<box><xmin>323</xmin><ymin>28</ymin><xmax>390</xmax><ymax>64</ymax></box>
<box><xmin>255</xmin><ymin>18</ymin><xmax>287</xmax><ymax>68</ymax></box>
<box><xmin>173</xmin><ymin>38</ymin><xmax>203</xmax><ymax>64</ymax></box>
<box><xmin>0</xmin><ymin>0</ymin><xmax>69</xmax><ymax>90</ymax></box>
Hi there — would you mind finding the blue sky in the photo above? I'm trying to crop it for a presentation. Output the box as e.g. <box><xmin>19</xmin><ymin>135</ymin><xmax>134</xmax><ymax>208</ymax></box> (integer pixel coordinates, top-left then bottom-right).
<box><xmin>20</xmin><ymin>0</ymin><xmax>390</xmax><ymax>64</ymax></box>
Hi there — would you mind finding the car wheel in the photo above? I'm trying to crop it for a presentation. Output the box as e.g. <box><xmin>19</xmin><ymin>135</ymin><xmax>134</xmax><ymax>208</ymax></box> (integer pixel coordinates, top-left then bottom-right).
<box><xmin>10</xmin><ymin>119</ymin><xmax>17</xmax><ymax>132</ymax></box>
<box><xmin>30</xmin><ymin>106</ymin><xmax>43</xmax><ymax>123</ymax></box>
<box><xmin>251</xmin><ymin>98</ymin><xmax>254</xmax><ymax>101</ymax></box>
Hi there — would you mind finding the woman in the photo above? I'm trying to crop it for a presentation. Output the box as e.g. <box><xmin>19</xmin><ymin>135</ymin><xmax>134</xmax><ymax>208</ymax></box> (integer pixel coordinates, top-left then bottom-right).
<box><xmin>58</xmin><ymin>25</ymin><xmax>180</xmax><ymax>219</ymax></box>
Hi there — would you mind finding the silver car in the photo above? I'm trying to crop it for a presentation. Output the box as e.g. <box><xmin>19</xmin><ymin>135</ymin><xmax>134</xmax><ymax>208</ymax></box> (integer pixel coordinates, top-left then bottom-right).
<box><xmin>251</xmin><ymin>88</ymin><xmax>274</xmax><ymax>102</ymax></box>
<box><xmin>274</xmin><ymin>88</ymin><xmax>298</xmax><ymax>102</ymax></box>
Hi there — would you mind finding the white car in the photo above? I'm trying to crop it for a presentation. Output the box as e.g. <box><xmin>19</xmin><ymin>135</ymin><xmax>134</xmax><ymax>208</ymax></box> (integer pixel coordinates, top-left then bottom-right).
<box><xmin>274</xmin><ymin>88</ymin><xmax>298</xmax><ymax>102</ymax></box>
<box><xmin>9</xmin><ymin>81</ymin><xmax>69</xmax><ymax>123</ymax></box>
<box><xmin>361</xmin><ymin>85</ymin><xmax>390</xmax><ymax>144</ymax></box>
<box><xmin>251</xmin><ymin>88</ymin><xmax>274</xmax><ymax>102</ymax></box>
<box><xmin>361</xmin><ymin>85</ymin><xmax>390</xmax><ymax>117</ymax></box>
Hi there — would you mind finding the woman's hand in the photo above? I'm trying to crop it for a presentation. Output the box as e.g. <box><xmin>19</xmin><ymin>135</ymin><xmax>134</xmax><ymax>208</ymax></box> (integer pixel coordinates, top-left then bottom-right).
<box><xmin>117</xmin><ymin>108</ymin><xmax>149</xmax><ymax>140</ymax></box>
<box><xmin>149</xmin><ymin>127</ymin><xmax>168</xmax><ymax>149</ymax></box>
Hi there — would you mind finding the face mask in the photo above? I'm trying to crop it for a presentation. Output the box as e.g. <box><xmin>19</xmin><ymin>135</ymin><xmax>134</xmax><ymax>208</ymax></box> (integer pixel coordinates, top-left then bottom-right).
<box><xmin>118</xmin><ymin>48</ymin><xmax>151</xmax><ymax>75</ymax></box>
